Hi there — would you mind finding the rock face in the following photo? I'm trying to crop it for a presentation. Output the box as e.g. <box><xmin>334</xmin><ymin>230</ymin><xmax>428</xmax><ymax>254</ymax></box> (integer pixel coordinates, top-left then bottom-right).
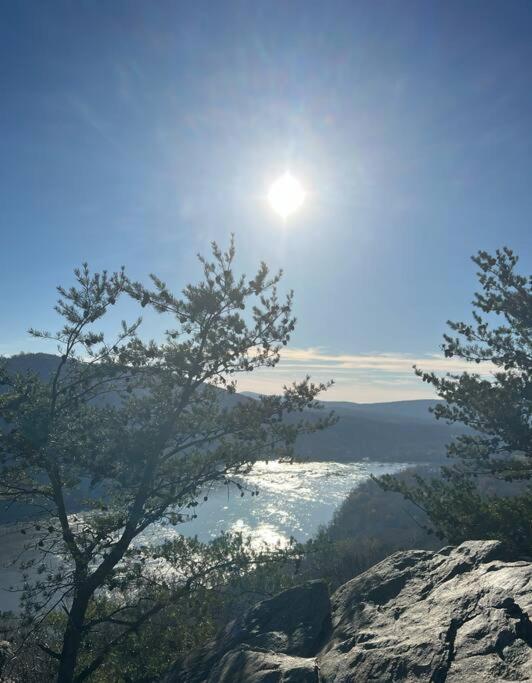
<box><xmin>164</xmin><ymin>541</ymin><xmax>532</xmax><ymax>682</ymax></box>
<box><xmin>164</xmin><ymin>580</ymin><xmax>330</xmax><ymax>682</ymax></box>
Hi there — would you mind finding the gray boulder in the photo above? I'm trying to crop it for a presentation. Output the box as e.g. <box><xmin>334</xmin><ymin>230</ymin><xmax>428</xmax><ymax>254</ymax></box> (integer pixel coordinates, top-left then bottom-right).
<box><xmin>321</xmin><ymin>540</ymin><xmax>531</xmax><ymax>682</ymax></box>
<box><xmin>209</xmin><ymin>647</ymin><xmax>320</xmax><ymax>682</ymax></box>
<box><xmin>164</xmin><ymin>580</ymin><xmax>330</xmax><ymax>682</ymax></box>
<box><xmin>164</xmin><ymin>541</ymin><xmax>532</xmax><ymax>682</ymax></box>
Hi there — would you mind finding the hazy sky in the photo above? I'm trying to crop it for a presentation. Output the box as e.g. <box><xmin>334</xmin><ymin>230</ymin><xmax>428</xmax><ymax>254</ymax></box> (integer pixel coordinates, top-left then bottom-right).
<box><xmin>1</xmin><ymin>1</ymin><xmax>531</xmax><ymax>402</ymax></box>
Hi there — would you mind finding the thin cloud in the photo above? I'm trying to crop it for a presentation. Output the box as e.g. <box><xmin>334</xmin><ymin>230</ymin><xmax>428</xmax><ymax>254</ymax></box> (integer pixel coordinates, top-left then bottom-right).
<box><xmin>278</xmin><ymin>347</ymin><xmax>492</xmax><ymax>374</ymax></box>
<box><xmin>236</xmin><ymin>347</ymin><xmax>495</xmax><ymax>403</ymax></box>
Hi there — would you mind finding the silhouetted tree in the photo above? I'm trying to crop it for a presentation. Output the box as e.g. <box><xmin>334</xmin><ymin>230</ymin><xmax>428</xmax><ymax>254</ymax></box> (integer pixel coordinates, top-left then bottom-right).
<box><xmin>0</xmin><ymin>239</ymin><xmax>333</xmax><ymax>682</ymax></box>
<box><xmin>380</xmin><ymin>248</ymin><xmax>531</xmax><ymax>552</ymax></box>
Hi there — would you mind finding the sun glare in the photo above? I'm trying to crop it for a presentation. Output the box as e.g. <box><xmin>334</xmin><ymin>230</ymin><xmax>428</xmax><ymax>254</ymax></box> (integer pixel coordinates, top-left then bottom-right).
<box><xmin>268</xmin><ymin>172</ymin><xmax>305</xmax><ymax>219</ymax></box>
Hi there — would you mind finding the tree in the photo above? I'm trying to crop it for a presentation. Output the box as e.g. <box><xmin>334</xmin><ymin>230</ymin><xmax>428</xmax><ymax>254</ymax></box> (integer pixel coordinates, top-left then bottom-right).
<box><xmin>0</xmin><ymin>239</ymin><xmax>333</xmax><ymax>682</ymax></box>
<box><xmin>379</xmin><ymin>248</ymin><xmax>532</xmax><ymax>553</ymax></box>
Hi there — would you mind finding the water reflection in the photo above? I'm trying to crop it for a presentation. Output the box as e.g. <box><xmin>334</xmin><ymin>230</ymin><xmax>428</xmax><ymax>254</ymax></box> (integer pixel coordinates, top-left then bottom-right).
<box><xmin>147</xmin><ymin>460</ymin><xmax>409</xmax><ymax>547</ymax></box>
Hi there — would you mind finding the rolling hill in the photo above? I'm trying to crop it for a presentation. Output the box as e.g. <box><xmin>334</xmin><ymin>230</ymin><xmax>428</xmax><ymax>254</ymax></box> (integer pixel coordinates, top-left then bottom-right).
<box><xmin>3</xmin><ymin>354</ymin><xmax>460</xmax><ymax>464</ymax></box>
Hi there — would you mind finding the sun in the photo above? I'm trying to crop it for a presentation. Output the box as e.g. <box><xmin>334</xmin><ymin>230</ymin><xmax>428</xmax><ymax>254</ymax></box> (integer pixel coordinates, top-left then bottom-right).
<box><xmin>268</xmin><ymin>172</ymin><xmax>306</xmax><ymax>219</ymax></box>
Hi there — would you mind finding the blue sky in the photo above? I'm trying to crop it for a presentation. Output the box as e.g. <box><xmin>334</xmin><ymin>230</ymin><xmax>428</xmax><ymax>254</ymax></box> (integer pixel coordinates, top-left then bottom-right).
<box><xmin>1</xmin><ymin>1</ymin><xmax>531</xmax><ymax>401</ymax></box>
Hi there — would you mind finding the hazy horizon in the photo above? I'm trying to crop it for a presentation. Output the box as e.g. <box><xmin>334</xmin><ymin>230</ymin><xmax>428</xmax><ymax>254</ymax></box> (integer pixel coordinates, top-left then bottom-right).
<box><xmin>1</xmin><ymin>347</ymin><xmax>480</xmax><ymax>403</ymax></box>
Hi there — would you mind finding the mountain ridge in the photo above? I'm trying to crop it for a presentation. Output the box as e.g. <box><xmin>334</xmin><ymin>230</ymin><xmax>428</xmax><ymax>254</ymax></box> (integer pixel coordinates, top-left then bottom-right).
<box><xmin>2</xmin><ymin>353</ymin><xmax>460</xmax><ymax>463</ymax></box>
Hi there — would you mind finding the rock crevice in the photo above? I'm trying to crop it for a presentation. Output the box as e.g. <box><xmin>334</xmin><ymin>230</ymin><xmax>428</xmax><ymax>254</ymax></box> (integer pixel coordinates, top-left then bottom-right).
<box><xmin>164</xmin><ymin>541</ymin><xmax>532</xmax><ymax>682</ymax></box>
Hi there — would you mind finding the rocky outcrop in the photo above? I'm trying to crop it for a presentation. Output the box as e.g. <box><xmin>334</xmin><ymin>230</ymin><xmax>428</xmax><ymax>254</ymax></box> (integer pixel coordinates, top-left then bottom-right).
<box><xmin>321</xmin><ymin>541</ymin><xmax>531</xmax><ymax>682</ymax></box>
<box><xmin>164</xmin><ymin>580</ymin><xmax>330</xmax><ymax>682</ymax></box>
<box><xmin>163</xmin><ymin>541</ymin><xmax>532</xmax><ymax>682</ymax></box>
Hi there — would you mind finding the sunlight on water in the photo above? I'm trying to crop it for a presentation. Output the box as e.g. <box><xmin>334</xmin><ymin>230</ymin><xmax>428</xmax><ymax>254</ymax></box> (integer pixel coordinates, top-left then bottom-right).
<box><xmin>0</xmin><ymin>460</ymin><xmax>411</xmax><ymax>611</ymax></box>
<box><xmin>146</xmin><ymin>460</ymin><xmax>410</xmax><ymax>548</ymax></box>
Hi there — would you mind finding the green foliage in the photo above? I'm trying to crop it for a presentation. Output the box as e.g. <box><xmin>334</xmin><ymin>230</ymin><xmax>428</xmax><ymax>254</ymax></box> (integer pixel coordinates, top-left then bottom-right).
<box><xmin>0</xmin><ymin>239</ymin><xmax>333</xmax><ymax>682</ymax></box>
<box><xmin>379</xmin><ymin>248</ymin><xmax>532</xmax><ymax>553</ymax></box>
<box><xmin>89</xmin><ymin>591</ymin><xmax>220</xmax><ymax>682</ymax></box>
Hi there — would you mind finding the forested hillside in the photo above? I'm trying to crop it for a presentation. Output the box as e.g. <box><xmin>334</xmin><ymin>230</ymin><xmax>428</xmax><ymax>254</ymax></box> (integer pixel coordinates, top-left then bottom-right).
<box><xmin>4</xmin><ymin>353</ymin><xmax>461</xmax><ymax>465</ymax></box>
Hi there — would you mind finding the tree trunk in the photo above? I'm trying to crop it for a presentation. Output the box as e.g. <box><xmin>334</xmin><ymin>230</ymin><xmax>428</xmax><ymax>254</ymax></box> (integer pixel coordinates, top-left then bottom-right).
<box><xmin>56</xmin><ymin>588</ymin><xmax>90</xmax><ymax>683</ymax></box>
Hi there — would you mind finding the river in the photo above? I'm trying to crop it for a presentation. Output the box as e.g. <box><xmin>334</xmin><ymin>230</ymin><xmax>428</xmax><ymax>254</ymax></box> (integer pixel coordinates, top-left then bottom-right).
<box><xmin>144</xmin><ymin>459</ymin><xmax>409</xmax><ymax>547</ymax></box>
<box><xmin>0</xmin><ymin>459</ymin><xmax>408</xmax><ymax>611</ymax></box>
